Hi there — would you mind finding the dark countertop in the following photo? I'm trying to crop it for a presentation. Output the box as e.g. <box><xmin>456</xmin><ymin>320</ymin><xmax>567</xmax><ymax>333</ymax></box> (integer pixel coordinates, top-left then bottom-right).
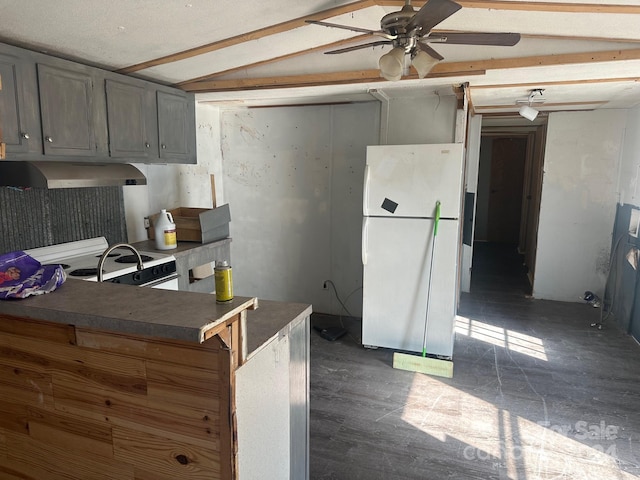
<box><xmin>0</xmin><ymin>278</ymin><xmax>256</xmax><ymax>343</ymax></box>
<box><xmin>131</xmin><ymin>238</ymin><xmax>231</xmax><ymax>259</ymax></box>
<box><xmin>245</xmin><ymin>299</ymin><xmax>312</xmax><ymax>360</ymax></box>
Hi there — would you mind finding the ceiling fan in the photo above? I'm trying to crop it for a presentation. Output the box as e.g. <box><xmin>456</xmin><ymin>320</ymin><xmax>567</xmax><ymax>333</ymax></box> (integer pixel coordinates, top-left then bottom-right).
<box><xmin>306</xmin><ymin>0</ymin><xmax>521</xmax><ymax>81</ymax></box>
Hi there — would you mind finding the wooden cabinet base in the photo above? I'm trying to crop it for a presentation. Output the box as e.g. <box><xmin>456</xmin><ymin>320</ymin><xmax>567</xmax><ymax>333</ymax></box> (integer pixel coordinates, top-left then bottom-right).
<box><xmin>0</xmin><ymin>313</ymin><xmax>243</xmax><ymax>479</ymax></box>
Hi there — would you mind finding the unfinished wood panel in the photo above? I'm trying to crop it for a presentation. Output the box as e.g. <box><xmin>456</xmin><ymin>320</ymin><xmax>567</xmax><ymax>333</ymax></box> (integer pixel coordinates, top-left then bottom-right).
<box><xmin>4</xmin><ymin>430</ymin><xmax>135</xmax><ymax>480</ymax></box>
<box><xmin>0</xmin><ymin>330</ymin><xmax>147</xmax><ymax>381</ymax></box>
<box><xmin>0</xmin><ymin>383</ymin><xmax>54</xmax><ymax>410</ymax></box>
<box><xmin>0</xmin><ymin>401</ymin><xmax>28</xmax><ymax>434</ymax></box>
<box><xmin>76</xmin><ymin>327</ymin><xmax>220</xmax><ymax>366</ymax></box>
<box><xmin>27</xmin><ymin>406</ymin><xmax>114</xmax><ymax>459</ymax></box>
<box><xmin>0</xmin><ymin>363</ymin><xmax>53</xmax><ymax>397</ymax></box>
<box><xmin>0</xmin><ymin>314</ymin><xmax>76</xmax><ymax>345</ymax></box>
<box><xmin>146</xmin><ymin>360</ymin><xmax>220</xmax><ymax>410</ymax></box>
<box><xmin>0</xmin><ymin>313</ymin><xmax>243</xmax><ymax>479</ymax></box>
<box><xmin>0</xmin><ymin>429</ymin><xmax>5</xmax><ymax>458</ymax></box>
<box><xmin>52</xmin><ymin>367</ymin><xmax>220</xmax><ymax>448</ymax></box>
<box><xmin>113</xmin><ymin>427</ymin><xmax>221</xmax><ymax>479</ymax></box>
<box><xmin>0</xmin><ymin>457</ymin><xmax>39</xmax><ymax>480</ymax></box>
<box><xmin>217</xmin><ymin>325</ymin><xmax>235</xmax><ymax>480</ymax></box>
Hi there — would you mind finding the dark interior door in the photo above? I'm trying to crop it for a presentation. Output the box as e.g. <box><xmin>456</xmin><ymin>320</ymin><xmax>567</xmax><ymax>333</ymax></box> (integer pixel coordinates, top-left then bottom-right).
<box><xmin>487</xmin><ymin>137</ymin><xmax>527</xmax><ymax>243</ymax></box>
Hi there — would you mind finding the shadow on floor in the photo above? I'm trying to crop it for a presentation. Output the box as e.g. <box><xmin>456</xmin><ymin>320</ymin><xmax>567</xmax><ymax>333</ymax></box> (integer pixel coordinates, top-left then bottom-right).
<box><xmin>309</xmin><ymin>243</ymin><xmax>640</xmax><ymax>479</ymax></box>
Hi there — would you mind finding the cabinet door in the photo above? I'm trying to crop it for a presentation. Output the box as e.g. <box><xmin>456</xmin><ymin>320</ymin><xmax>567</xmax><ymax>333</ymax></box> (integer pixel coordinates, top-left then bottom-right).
<box><xmin>37</xmin><ymin>64</ymin><xmax>96</xmax><ymax>157</ymax></box>
<box><xmin>157</xmin><ymin>90</ymin><xmax>195</xmax><ymax>163</ymax></box>
<box><xmin>106</xmin><ymin>79</ymin><xmax>156</xmax><ymax>158</ymax></box>
<box><xmin>0</xmin><ymin>54</ymin><xmax>40</xmax><ymax>154</ymax></box>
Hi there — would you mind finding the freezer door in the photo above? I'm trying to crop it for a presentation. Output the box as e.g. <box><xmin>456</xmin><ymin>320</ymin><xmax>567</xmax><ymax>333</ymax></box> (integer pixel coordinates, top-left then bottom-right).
<box><xmin>362</xmin><ymin>216</ymin><xmax>458</xmax><ymax>356</ymax></box>
<box><xmin>364</xmin><ymin>144</ymin><xmax>464</xmax><ymax>218</ymax></box>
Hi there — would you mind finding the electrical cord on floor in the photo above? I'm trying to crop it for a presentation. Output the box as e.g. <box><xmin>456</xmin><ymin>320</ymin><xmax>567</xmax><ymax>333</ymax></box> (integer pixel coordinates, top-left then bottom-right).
<box><xmin>324</xmin><ymin>280</ymin><xmax>363</xmax><ymax>344</ymax></box>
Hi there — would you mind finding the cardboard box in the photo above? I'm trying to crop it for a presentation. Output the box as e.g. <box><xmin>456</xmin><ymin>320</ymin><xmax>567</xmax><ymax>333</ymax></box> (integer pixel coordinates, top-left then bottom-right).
<box><xmin>147</xmin><ymin>204</ymin><xmax>231</xmax><ymax>244</ymax></box>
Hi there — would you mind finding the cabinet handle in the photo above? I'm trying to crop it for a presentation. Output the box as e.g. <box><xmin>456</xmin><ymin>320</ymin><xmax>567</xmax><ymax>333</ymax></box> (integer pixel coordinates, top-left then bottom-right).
<box><xmin>145</xmin><ymin>142</ymin><xmax>151</xmax><ymax>148</ymax></box>
<box><xmin>21</xmin><ymin>132</ymin><xmax>30</xmax><ymax>139</ymax></box>
<box><xmin>45</xmin><ymin>136</ymin><xmax>53</xmax><ymax>143</ymax></box>
<box><xmin>161</xmin><ymin>144</ymin><xmax>167</xmax><ymax>149</ymax></box>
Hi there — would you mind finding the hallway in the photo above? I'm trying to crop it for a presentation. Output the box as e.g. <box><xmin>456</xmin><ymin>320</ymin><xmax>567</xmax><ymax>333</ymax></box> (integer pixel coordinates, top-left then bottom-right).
<box><xmin>309</xmin><ymin>243</ymin><xmax>640</xmax><ymax>479</ymax></box>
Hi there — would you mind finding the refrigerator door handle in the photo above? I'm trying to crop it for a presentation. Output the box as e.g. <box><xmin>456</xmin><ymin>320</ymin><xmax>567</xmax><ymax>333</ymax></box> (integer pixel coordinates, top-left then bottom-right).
<box><xmin>363</xmin><ymin>165</ymin><xmax>370</xmax><ymax>216</ymax></box>
<box><xmin>362</xmin><ymin>217</ymin><xmax>369</xmax><ymax>265</ymax></box>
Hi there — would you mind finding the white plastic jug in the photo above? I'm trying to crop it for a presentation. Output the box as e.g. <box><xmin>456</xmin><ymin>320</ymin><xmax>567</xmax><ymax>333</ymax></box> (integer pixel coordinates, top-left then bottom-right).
<box><xmin>154</xmin><ymin>209</ymin><xmax>177</xmax><ymax>250</ymax></box>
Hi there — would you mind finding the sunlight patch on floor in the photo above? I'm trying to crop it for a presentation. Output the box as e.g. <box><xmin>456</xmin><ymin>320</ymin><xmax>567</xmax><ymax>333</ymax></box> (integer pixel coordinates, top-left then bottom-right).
<box><xmin>399</xmin><ymin>375</ymin><xmax>635</xmax><ymax>479</ymax></box>
<box><xmin>455</xmin><ymin>316</ymin><xmax>548</xmax><ymax>361</ymax></box>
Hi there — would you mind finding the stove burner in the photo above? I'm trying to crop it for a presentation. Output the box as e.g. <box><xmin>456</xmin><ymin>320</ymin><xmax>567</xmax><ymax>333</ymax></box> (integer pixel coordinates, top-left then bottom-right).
<box><xmin>115</xmin><ymin>254</ymin><xmax>153</xmax><ymax>264</ymax></box>
<box><xmin>69</xmin><ymin>268</ymin><xmax>103</xmax><ymax>277</ymax></box>
<box><xmin>42</xmin><ymin>263</ymin><xmax>71</xmax><ymax>270</ymax></box>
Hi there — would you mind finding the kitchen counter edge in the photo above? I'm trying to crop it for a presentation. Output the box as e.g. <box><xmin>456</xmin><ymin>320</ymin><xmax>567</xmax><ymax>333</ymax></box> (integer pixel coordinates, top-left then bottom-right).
<box><xmin>0</xmin><ymin>278</ymin><xmax>257</xmax><ymax>343</ymax></box>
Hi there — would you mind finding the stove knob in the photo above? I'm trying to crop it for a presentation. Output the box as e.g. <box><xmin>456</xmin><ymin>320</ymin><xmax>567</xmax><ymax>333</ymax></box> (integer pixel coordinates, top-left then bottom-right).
<box><xmin>152</xmin><ymin>266</ymin><xmax>160</xmax><ymax>276</ymax></box>
<box><xmin>133</xmin><ymin>272</ymin><xmax>142</xmax><ymax>282</ymax></box>
<box><xmin>111</xmin><ymin>278</ymin><xmax>120</xmax><ymax>284</ymax></box>
<box><xmin>162</xmin><ymin>264</ymin><xmax>172</xmax><ymax>274</ymax></box>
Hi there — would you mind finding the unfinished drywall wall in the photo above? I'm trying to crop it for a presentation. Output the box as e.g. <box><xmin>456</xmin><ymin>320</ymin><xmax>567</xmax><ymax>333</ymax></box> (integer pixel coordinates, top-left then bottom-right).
<box><xmin>382</xmin><ymin>94</ymin><xmax>457</xmax><ymax>144</ymax></box>
<box><xmin>533</xmin><ymin>110</ymin><xmax>626</xmax><ymax>302</ymax></box>
<box><xmin>220</xmin><ymin>103</ymin><xmax>379</xmax><ymax>315</ymax></box>
<box><xmin>618</xmin><ymin>106</ymin><xmax>640</xmax><ymax>208</ymax></box>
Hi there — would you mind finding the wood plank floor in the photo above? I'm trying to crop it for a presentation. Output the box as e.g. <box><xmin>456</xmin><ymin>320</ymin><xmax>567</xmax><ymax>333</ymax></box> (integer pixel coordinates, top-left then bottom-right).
<box><xmin>310</xmin><ymin>243</ymin><xmax>640</xmax><ymax>479</ymax></box>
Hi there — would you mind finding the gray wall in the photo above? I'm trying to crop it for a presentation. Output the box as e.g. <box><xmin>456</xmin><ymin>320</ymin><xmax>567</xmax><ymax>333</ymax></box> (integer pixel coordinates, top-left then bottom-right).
<box><xmin>220</xmin><ymin>103</ymin><xmax>379</xmax><ymax>315</ymax></box>
<box><xmin>216</xmin><ymin>93</ymin><xmax>458</xmax><ymax>315</ymax></box>
<box><xmin>533</xmin><ymin>109</ymin><xmax>627</xmax><ymax>301</ymax></box>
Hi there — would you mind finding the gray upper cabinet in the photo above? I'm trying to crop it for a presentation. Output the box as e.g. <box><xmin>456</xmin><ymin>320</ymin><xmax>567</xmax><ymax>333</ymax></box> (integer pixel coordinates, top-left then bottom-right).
<box><xmin>106</xmin><ymin>79</ymin><xmax>157</xmax><ymax>159</ymax></box>
<box><xmin>0</xmin><ymin>42</ymin><xmax>196</xmax><ymax>164</ymax></box>
<box><xmin>157</xmin><ymin>90</ymin><xmax>196</xmax><ymax>163</ymax></box>
<box><xmin>37</xmin><ymin>64</ymin><xmax>98</xmax><ymax>157</ymax></box>
<box><xmin>0</xmin><ymin>53</ymin><xmax>41</xmax><ymax>155</ymax></box>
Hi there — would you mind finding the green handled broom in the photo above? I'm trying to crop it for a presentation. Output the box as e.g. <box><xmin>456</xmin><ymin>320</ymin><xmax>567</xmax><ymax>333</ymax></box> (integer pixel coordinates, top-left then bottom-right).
<box><xmin>393</xmin><ymin>200</ymin><xmax>454</xmax><ymax>378</ymax></box>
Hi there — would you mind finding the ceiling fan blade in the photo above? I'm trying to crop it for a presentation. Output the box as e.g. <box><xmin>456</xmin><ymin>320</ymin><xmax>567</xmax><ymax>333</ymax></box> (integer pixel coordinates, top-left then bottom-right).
<box><xmin>427</xmin><ymin>32</ymin><xmax>521</xmax><ymax>46</ymax></box>
<box><xmin>325</xmin><ymin>41</ymin><xmax>392</xmax><ymax>54</ymax></box>
<box><xmin>406</xmin><ymin>0</ymin><xmax>462</xmax><ymax>34</ymax></box>
<box><xmin>417</xmin><ymin>42</ymin><xmax>444</xmax><ymax>61</ymax></box>
<box><xmin>306</xmin><ymin>20</ymin><xmax>394</xmax><ymax>40</ymax></box>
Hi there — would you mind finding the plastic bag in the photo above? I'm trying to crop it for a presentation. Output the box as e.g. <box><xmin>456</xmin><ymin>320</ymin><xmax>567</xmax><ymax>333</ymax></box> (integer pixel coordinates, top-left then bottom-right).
<box><xmin>0</xmin><ymin>251</ymin><xmax>66</xmax><ymax>300</ymax></box>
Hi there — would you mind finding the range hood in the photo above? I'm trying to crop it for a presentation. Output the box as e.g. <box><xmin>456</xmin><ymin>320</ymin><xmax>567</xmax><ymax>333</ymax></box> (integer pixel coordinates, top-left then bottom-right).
<box><xmin>0</xmin><ymin>161</ymin><xmax>147</xmax><ymax>188</ymax></box>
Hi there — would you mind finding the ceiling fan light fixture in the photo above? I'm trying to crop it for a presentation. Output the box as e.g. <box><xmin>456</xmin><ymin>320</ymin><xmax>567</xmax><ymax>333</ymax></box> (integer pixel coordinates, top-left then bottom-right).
<box><xmin>519</xmin><ymin>105</ymin><xmax>539</xmax><ymax>121</ymax></box>
<box><xmin>379</xmin><ymin>47</ymin><xmax>405</xmax><ymax>81</ymax></box>
<box><xmin>411</xmin><ymin>49</ymin><xmax>439</xmax><ymax>78</ymax></box>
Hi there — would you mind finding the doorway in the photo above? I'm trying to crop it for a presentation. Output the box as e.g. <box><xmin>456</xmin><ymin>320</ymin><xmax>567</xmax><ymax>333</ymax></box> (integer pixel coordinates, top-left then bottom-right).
<box><xmin>471</xmin><ymin>125</ymin><xmax>547</xmax><ymax>295</ymax></box>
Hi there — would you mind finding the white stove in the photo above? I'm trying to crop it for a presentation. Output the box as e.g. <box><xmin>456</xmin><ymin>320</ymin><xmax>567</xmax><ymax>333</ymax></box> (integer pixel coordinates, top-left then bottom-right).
<box><xmin>25</xmin><ymin>237</ymin><xmax>178</xmax><ymax>290</ymax></box>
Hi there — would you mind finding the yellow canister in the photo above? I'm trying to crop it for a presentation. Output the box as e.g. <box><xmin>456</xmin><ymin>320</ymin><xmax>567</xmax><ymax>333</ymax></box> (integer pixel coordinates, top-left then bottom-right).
<box><xmin>214</xmin><ymin>261</ymin><xmax>233</xmax><ymax>304</ymax></box>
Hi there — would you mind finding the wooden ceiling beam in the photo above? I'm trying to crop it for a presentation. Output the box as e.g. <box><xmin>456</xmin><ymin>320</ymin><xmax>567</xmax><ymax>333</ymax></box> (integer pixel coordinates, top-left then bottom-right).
<box><xmin>379</xmin><ymin>1</ymin><xmax>640</xmax><ymax>14</ymax></box>
<box><xmin>470</xmin><ymin>76</ymin><xmax>640</xmax><ymax>90</ymax></box>
<box><xmin>180</xmin><ymin>48</ymin><xmax>640</xmax><ymax>93</ymax></box>
<box><xmin>434</xmin><ymin>48</ymin><xmax>640</xmax><ymax>74</ymax></box>
<box><xmin>181</xmin><ymin>68</ymin><xmax>485</xmax><ymax>93</ymax></box>
<box><xmin>118</xmin><ymin>0</ymin><xmax>640</xmax><ymax>76</ymax></box>
<box><xmin>475</xmin><ymin>100</ymin><xmax>608</xmax><ymax>110</ymax></box>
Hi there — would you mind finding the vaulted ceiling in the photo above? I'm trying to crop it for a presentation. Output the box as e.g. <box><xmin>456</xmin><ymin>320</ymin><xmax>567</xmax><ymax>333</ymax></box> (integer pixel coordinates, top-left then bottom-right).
<box><xmin>1</xmin><ymin>0</ymin><xmax>639</xmax><ymax>115</ymax></box>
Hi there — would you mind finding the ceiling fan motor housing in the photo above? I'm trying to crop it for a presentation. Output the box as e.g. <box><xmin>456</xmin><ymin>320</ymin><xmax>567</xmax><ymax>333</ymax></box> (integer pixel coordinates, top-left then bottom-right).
<box><xmin>380</xmin><ymin>5</ymin><xmax>416</xmax><ymax>35</ymax></box>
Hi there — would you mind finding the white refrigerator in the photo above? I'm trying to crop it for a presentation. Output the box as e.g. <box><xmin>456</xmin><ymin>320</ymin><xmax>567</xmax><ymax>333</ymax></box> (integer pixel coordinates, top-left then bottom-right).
<box><xmin>362</xmin><ymin>143</ymin><xmax>465</xmax><ymax>358</ymax></box>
